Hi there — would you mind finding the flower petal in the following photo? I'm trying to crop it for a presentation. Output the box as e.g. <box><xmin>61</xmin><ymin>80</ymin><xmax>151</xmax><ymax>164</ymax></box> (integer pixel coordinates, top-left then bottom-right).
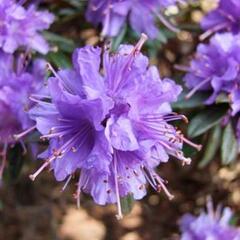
<box><xmin>105</xmin><ymin>116</ymin><xmax>139</xmax><ymax>151</ymax></box>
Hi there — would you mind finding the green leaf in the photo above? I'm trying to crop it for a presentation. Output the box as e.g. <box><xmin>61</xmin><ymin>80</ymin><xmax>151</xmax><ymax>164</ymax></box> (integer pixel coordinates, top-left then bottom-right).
<box><xmin>120</xmin><ymin>194</ymin><xmax>134</xmax><ymax>215</ymax></box>
<box><xmin>63</xmin><ymin>0</ymin><xmax>85</xmax><ymax>8</ymax></box>
<box><xmin>111</xmin><ymin>24</ymin><xmax>127</xmax><ymax>52</ymax></box>
<box><xmin>157</xmin><ymin>30</ymin><xmax>168</xmax><ymax>43</ymax></box>
<box><xmin>188</xmin><ymin>105</ymin><xmax>228</xmax><ymax>138</ymax></box>
<box><xmin>6</xmin><ymin>144</ymin><xmax>24</xmax><ymax>182</ymax></box>
<box><xmin>58</xmin><ymin>8</ymin><xmax>77</xmax><ymax>17</ymax></box>
<box><xmin>43</xmin><ymin>32</ymin><xmax>75</xmax><ymax>53</ymax></box>
<box><xmin>172</xmin><ymin>91</ymin><xmax>209</xmax><ymax>110</ymax></box>
<box><xmin>221</xmin><ymin>123</ymin><xmax>238</xmax><ymax>165</ymax></box>
<box><xmin>47</xmin><ymin>52</ymin><xmax>72</xmax><ymax>68</ymax></box>
<box><xmin>229</xmin><ymin>215</ymin><xmax>239</xmax><ymax>226</ymax></box>
<box><xmin>199</xmin><ymin>125</ymin><xmax>222</xmax><ymax>168</ymax></box>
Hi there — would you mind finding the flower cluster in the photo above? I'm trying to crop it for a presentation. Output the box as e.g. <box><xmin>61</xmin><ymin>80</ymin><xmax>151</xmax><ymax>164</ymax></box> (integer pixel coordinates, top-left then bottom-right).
<box><xmin>29</xmin><ymin>34</ymin><xmax>200</xmax><ymax>218</ymax></box>
<box><xmin>201</xmin><ymin>0</ymin><xmax>240</xmax><ymax>40</ymax></box>
<box><xmin>180</xmin><ymin>201</ymin><xmax>240</xmax><ymax>240</ymax></box>
<box><xmin>0</xmin><ymin>50</ymin><xmax>46</xmax><ymax>179</ymax></box>
<box><xmin>0</xmin><ymin>0</ymin><xmax>54</xmax><ymax>181</ymax></box>
<box><xmin>184</xmin><ymin>32</ymin><xmax>240</xmax><ymax>116</ymax></box>
<box><xmin>181</xmin><ymin>0</ymin><xmax>240</xmax><ymax>153</ymax></box>
<box><xmin>86</xmin><ymin>0</ymin><xmax>185</xmax><ymax>39</ymax></box>
<box><xmin>0</xmin><ymin>0</ymin><xmax>54</xmax><ymax>54</ymax></box>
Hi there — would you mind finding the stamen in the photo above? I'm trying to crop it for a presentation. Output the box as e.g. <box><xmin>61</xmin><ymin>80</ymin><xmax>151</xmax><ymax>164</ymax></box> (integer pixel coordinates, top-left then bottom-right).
<box><xmin>50</xmin><ymin>125</ymin><xmax>72</xmax><ymax>132</ymax></box>
<box><xmin>215</xmin><ymin>203</ymin><xmax>222</xmax><ymax>221</ymax></box>
<box><xmin>155</xmin><ymin>176</ymin><xmax>174</xmax><ymax>200</ymax></box>
<box><xmin>199</xmin><ymin>23</ymin><xmax>228</xmax><ymax>41</ymax></box>
<box><xmin>114</xmin><ymin>152</ymin><xmax>123</xmax><ymax>220</ymax></box>
<box><xmin>17</xmin><ymin>0</ymin><xmax>27</xmax><ymax>5</ymax></box>
<box><xmin>143</xmin><ymin>171</ymin><xmax>158</xmax><ymax>191</ymax></box>
<box><xmin>101</xmin><ymin>5</ymin><xmax>111</xmax><ymax>37</ymax></box>
<box><xmin>71</xmin><ymin>147</ymin><xmax>77</xmax><ymax>153</ymax></box>
<box><xmin>46</xmin><ymin>63</ymin><xmax>64</xmax><ymax>82</ymax></box>
<box><xmin>218</xmin><ymin>9</ymin><xmax>235</xmax><ymax>22</ymax></box>
<box><xmin>113</xmin><ymin>34</ymin><xmax>148</xmax><ymax>93</ymax></box>
<box><xmin>61</xmin><ymin>175</ymin><xmax>72</xmax><ymax>192</ymax></box>
<box><xmin>29</xmin><ymin>96</ymin><xmax>53</xmax><ymax>105</ymax></box>
<box><xmin>174</xmin><ymin>64</ymin><xmax>191</xmax><ymax>72</ymax></box>
<box><xmin>134</xmin><ymin>33</ymin><xmax>148</xmax><ymax>53</ymax></box>
<box><xmin>58</xmin><ymin>126</ymin><xmax>91</xmax><ymax>155</ymax></box>
<box><xmin>40</xmin><ymin>128</ymin><xmax>71</xmax><ymax>140</ymax></box>
<box><xmin>180</xmin><ymin>115</ymin><xmax>189</xmax><ymax>123</ymax></box>
<box><xmin>58</xmin><ymin>118</ymin><xmax>75</xmax><ymax>123</ymax></box>
<box><xmin>160</xmin><ymin>114</ymin><xmax>189</xmax><ymax>123</ymax></box>
<box><xmin>141</xmin><ymin>124</ymin><xmax>176</xmax><ymax>138</ymax></box>
<box><xmin>47</xmin><ymin>63</ymin><xmax>76</xmax><ymax>93</ymax></box>
<box><xmin>74</xmin><ymin>173</ymin><xmax>91</xmax><ymax>208</ymax></box>
<box><xmin>207</xmin><ymin>196</ymin><xmax>215</xmax><ymax>219</ymax></box>
<box><xmin>29</xmin><ymin>156</ymin><xmax>55</xmax><ymax>181</ymax></box>
<box><xmin>11</xmin><ymin>0</ymin><xmax>28</xmax><ymax>16</ymax></box>
<box><xmin>177</xmin><ymin>0</ymin><xmax>187</xmax><ymax>5</ymax></box>
<box><xmin>91</xmin><ymin>1</ymin><xmax>105</xmax><ymax>11</ymax></box>
<box><xmin>14</xmin><ymin>125</ymin><xmax>36</xmax><ymax>140</ymax></box>
<box><xmin>180</xmin><ymin>135</ymin><xmax>202</xmax><ymax>151</ymax></box>
<box><xmin>185</xmin><ymin>77</ymin><xmax>211</xmax><ymax>99</ymax></box>
<box><xmin>31</xmin><ymin>94</ymin><xmax>51</xmax><ymax>99</ymax></box>
<box><xmin>142</xmin><ymin>167</ymin><xmax>158</xmax><ymax>191</ymax></box>
<box><xmin>29</xmin><ymin>155</ymin><xmax>56</xmax><ymax>181</ymax></box>
<box><xmin>30</xmin><ymin>124</ymin><xmax>91</xmax><ymax>181</ymax></box>
<box><xmin>154</xmin><ymin>10</ymin><xmax>180</xmax><ymax>33</ymax></box>
<box><xmin>143</xmin><ymin>167</ymin><xmax>174</xmax><ymax>200</ymax></box>
<box><xmin>157</xmin><ymin>140</ymin><xmax>191</xmax><ymax>164</ymax></box>
<box><xmin>176</xmin><ymin>152</ymin><xmax>191</xmax><ymax>165</ymax></box>
<box><xmin>143</xmin><ymin>114</ymin><xmax>188</xmax><ymax>123</ymax></box>
<box><xmin>76</xmin><ymin>176</ymin><xmax>82</xmax><ymax>209</ymax></box>
<box><xmin>19</xmin><ymin>140</ymin><xmax>27</xmax><ymax>155</ymax></box>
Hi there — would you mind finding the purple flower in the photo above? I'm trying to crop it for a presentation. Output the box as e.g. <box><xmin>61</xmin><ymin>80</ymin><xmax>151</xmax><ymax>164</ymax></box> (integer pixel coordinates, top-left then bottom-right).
<box><xmin>0</xmin><ymin>51</ymin><xmax>46</xmax><ymax>179</ymax></box>
<box><xmin>0</xmin><ymin>0</ymin><xmax>54</xmax><ymax>54</ymax></box>
<box><xmin>201</xmin><ymin>0</ymin><xmax>240</xmax><ymax>40</ymax></box>
<box><xmin>180</xmin><ymin>200</ymin><xmax>240</xmax><ymax>240</ymax></box>
<box><xmin>86</xmin><ymin>0</ymin><xmax>184</xmax><ymax>38</ymax></box>
<box><xmin>183</xmin><ymin>32</ymin><xmax>240</xmax><ymax>115</ymax></box>
<box><xmin>29</xmin><ymin>34</ymin><xmax>201</xmax><ymax>219</ymax></box>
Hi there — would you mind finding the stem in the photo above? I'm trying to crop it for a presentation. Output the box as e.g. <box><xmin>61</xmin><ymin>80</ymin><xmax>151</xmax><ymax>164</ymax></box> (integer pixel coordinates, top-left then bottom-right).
<box><xmin>14</xmin><ymin>125</ymin><xmax>36</xmax><ymax>140</ymax></box>
<box><xmin>114</xmin><ymin>152</ymin><xmax>123</xmax><ymax>220</ymax></box>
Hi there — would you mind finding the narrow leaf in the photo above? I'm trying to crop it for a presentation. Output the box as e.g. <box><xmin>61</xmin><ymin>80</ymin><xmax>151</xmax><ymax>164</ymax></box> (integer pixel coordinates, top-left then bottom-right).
<box><xmin>157</xmin><ymin>30</ymin><xmax>168</xmax><ymax>43</ymax></box>
<box><xmin>199</xmin><ymin>125</ymin><xmax>222</xmax><ymax>168</ymax></box>
<box><xmin>43</xmin><ymin>32</ymin><xmax>75</xmax><ymax>53</ymax></box>
<box><xmin>188</xmin><ymin>105</ymin><xmax>228</xmax><ymax>138</ymax></box>
<box><xmin>221</xmin><ymin>123</ymin><xmax>238</xmax><ymax>165</ymax></box>
<box><xmin>47</xmin><ymin>52</ymin><xmax>72</xmax><ymax>68</ymax></box>
<box><xmin>120</xmin><ymin>194</ymin><xmax>134</xmax><ymax>215</ymax></box>
<box><xmin>172</xmin><ymin>91</ymin><xmax>209</xmax><ymax>109</ymax></box>
<box><xmin>111</xmin><ymin>24</ymin><xmax>127</xmax><ymax>52</ymax></box>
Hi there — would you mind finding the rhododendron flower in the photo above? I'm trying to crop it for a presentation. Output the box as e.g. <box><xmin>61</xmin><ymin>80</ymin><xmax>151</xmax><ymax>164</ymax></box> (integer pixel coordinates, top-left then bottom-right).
<box><xmin>180</xmin><ymin>200</ymin><xmax>240</xmax><ymax>240</ymax></box>
<box><xmin>183</xmin><ymin>33</ymin><xmax>240</xmax><ymax>116</ymax></box>
<box><xmin>0</xmin><ymin>51</ymin><xmax>46</xmax><ymax>179</ymax></box>
<box><xmin>201</xmin><ymin>0</ymin><xmax>240</xmax><ymax>40</ymax></box>
<box><xmin>86</xmin><ymin>0</ymin><xmax>185</xmax><ymax>38</ymax></box>
<box><xmin>0</xmin><ymin>0</ymin><xmax>54</xmax><ymax>54</ymax></box>
<box><xmin>29</xmin><ymin>34</ymin><xmax>200</xmax><ymax>219</ymax></box>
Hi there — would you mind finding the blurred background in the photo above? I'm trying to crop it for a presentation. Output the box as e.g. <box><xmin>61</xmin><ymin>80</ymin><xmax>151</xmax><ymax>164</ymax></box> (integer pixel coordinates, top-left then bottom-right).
<box><xmin>1</xmin><ymin>0</ymin><xmax>240</xmax><ymax>239</ymax></box>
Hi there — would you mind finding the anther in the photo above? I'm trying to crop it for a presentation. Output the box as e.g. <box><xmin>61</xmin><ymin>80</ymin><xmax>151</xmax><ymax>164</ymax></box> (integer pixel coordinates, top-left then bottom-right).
<box><xmin>13</xmin><ymin>125</ymin><xmax>36</xmax><ymax>140</ymax></box>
